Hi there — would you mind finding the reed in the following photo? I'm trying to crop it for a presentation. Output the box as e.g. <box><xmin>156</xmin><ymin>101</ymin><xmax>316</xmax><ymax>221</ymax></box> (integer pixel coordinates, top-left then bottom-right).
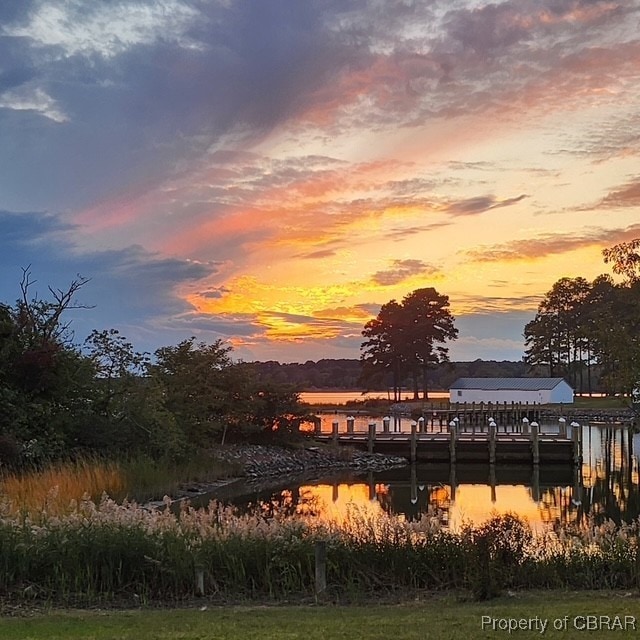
<box><xmin>0</xmin><ymin>458</ymin><xmax>126</xmax><ymax>516</ymax></box>
<box><xmin>0</xmin><ymin>454</ymin><xmax>240</xmax><ymax>517</ymax></box>
<box><xmin>0</xmin><ymin>494</ymin><xmax>638</xmax><ymax>604</ymax></box>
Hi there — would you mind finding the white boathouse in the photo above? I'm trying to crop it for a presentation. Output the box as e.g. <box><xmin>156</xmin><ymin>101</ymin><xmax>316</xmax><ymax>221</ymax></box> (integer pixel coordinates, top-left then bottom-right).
<box><xmin>449</xmin><ymin>378</ymin><xmax>574</xmax><ymax>404</ymax></box>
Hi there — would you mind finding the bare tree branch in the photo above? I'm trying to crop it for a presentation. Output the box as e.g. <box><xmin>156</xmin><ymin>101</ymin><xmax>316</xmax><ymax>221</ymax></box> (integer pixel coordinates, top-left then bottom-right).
<box><xmin>16</xmin><ymin>267</ymin><xmax>94</xmax><ymax>346</ymax></box>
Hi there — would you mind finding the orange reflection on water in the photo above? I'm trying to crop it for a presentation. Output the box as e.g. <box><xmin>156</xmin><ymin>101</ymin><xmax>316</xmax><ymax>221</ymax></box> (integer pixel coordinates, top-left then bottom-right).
<box><xmin>448</xmin><ymin>484</ymin><xmax>546</xmax><ymax>532</ymax></box>
<box><xmin>294</xmin><ymin>481</ymin><xmax>576</xmax><ymax>533</ymax></box>
<box><xmin>296</xmin><ymin>483</ymin><xmax>389</xmax><ymax>524</ymax></box>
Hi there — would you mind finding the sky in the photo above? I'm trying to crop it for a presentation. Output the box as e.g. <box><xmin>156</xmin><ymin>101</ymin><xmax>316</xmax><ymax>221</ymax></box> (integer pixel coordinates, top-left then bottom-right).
<box><xmin>1</xmin><ymin>0</ymin><xmax>639</xmax><ymax>364</ymax></box>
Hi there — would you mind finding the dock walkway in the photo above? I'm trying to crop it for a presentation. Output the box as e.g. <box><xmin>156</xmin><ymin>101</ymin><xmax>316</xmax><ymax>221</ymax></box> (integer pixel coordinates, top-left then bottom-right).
<box><xmin>314</xmin><ymin>417</ymin><xmax>581</xmax><ymax>465</ymax></box>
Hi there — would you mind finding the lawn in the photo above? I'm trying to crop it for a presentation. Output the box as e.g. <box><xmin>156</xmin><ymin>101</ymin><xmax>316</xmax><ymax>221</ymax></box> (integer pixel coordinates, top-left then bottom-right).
<box><xmin>2</xmin><ymin>592</ymin><xmax>640</xmax><ymax>640</ymax></box>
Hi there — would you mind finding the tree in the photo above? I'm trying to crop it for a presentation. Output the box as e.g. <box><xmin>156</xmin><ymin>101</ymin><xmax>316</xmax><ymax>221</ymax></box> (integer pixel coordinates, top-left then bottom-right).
<box><xmin>401</xmin><ymin>288</ymin><xmax>459</xmax><ymax>399</ymax></box>
<box><xmin>150</xmin><ymin>338</ymin><xmax>310</xmax><ymax>446</ymax></box>
<box><xmin>150</xmin><ymin>338</ymin><xmax>235</xmax><ymax>445</ymax></box>
<box><xmin>0</xmin><ymin>269</ymin><xmax>94</xmax><ymax>462</ymax></box>
<box><xmin>601</xmin><ymin>239</ymin><xmax>640</xmax><ymax>395</ymax></box>
<box><xmin>361</xmin><ymin>288</ymin><xmax>458</xmax><ymax>400</ymax></box>
<box><xmin>84</xmin><ymin>329</ymin><xmax>149</xmax><ymax>418</ymax></box>
<box><xmin>361</xmin><ymin>300</ymin><xmax>407</xmax><ymax>401</ymax></box>
<box><xmin>524</xmin><ymin>277</ymin><xmax>591</xmax><ymax>390</ymax></box>
<box><xmin>603</xmin><ymin>238</ymin><xmax>640</xmax><ymax>283</ymax></box>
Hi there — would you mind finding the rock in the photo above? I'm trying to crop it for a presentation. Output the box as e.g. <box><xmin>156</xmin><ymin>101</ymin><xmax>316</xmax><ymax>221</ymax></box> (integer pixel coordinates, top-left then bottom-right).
<box><xmin>214</xmin><ymin>443</ymin><xmax>408</xmax><ymax>478</ymax></box>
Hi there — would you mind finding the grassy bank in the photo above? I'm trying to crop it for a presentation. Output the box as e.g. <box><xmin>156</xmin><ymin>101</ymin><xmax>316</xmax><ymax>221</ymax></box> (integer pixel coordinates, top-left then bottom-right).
<box><xmin>0</xmin><ymin>493</ymin><xmax>639</xmax><ymax>604</ymax></box>
<box><xmin>2</xmin><ymin>593</ymin><xmax>640</xmax><ymax>639</ymax></box>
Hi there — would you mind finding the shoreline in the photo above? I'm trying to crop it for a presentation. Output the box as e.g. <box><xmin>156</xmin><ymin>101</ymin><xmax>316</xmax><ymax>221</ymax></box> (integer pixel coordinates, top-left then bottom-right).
<box><xmin>146</xmin><ymin>443</ymin><xmax>408</xmax><ymax>509</ymax></box>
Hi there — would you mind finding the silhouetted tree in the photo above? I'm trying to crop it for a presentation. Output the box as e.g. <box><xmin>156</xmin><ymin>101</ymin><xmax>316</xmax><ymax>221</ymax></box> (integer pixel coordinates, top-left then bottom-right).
<box><xmin>361</xmin><ymin>288</ymin><xmax>458</xmax><ymax>400</ymax></box>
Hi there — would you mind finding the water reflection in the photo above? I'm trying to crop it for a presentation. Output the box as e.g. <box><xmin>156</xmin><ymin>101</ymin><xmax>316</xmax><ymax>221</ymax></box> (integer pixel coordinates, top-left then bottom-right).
<box><xmin>209</xmin><ymin>424</ymin><xmax>638</xmax><ymax>531</ymax></box>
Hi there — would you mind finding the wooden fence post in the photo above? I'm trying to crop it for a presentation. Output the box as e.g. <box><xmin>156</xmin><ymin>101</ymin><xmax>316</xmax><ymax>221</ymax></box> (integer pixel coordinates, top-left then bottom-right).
<box><xmin>315</xmin><ymin>541</ymin><xmax>327</xmax><ymax>597</ymax></box>
<box><xmin>195</xmin><ymin>564</ymin><xmax>205</xmax><ymax>597</ymax></box>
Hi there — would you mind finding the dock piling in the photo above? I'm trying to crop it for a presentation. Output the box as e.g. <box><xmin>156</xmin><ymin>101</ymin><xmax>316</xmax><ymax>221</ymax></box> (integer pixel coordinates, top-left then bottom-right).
<box><xmin>368</xmin><ymin>422</ymin><xmax>376</xmax><ymax>453</ymax></box>
<box><xmin>531</xmin><ymin>421</ymin><xmax>540</xmax><ymax>465</ymax></box>
<box><xmin>346</xmin><ymin>415</ymin><xmax>355</xmax><ymax>434</ymax></box>
<box><xmin>449</xmin><ymin>421</ymin><xmax>457</xmax><ymax>464</ymax></box>
<box><xmin>571</xmin><ymin>423</ymin><xmax>581</xmax><ymax>464</ymax></box>
<box><xmin>559</xmin><ymin>417</ymin><xmax>567</xmax><ymax>438</ymax></box>
<box><xmin>410</xmin><ymin>421</ymin><xmax>417</xmax><ymax>463</ymax></box>
<box><xmin>489</xmin><ymin>420</ymin><xmax>496</xmax><ymax>465</ymax></box>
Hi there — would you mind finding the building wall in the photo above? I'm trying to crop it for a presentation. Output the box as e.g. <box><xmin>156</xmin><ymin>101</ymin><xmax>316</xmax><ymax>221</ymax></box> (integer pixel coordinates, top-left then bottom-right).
<box><xmin>449</xmin><ymin>384</ymin><xmax>573</xmax><ymax>404</ymax></box>
<box><xmin>548</xmin><ymin>382</ymin><xmax>574</xmax><ymax>403</ymax></box>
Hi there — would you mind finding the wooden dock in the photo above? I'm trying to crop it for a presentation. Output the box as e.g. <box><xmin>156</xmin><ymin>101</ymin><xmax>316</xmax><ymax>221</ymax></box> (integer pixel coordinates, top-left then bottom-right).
<box><xmin>314</xmin><ymin>419</ymin><xmax>581</xmax><ymax>465</ymax></box>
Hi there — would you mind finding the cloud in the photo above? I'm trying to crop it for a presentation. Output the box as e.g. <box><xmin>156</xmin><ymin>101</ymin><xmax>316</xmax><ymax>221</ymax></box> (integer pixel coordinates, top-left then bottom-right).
<box><xmin>290</xmin><ymin>0</ymin><xmax>640</xmax><ymax>136</ymax></box>
<box><xmin>297</xmin><ymin>248</ymin><xmax>339</xmax><ymax>259</ymax></box>
<box><xmin>455</xmin><ymin>310</ymin><xmax>537</xmax><ymax>338</ymax></box>
<box><xmin>385</xmin><ymin>222</ymin><xmax>452</xmax><ymax>241</ymax></box>
<box><xmin>444</xmin><ymin>194</ymin><xmax>527</xmax><ymax>216</ymax></box>
<box><xmin>0</xmin><ymin>2</ymin><xmax>363</xmax><ymax>213</ymax></box>
<box><xmin>0</xmin><ymin>210</ymin><xmax>218</xmax><ymax>343</ymax></box>
<box><xmin>2</xmin><ymin>0</ymin><xmax>201</xmax><ymax>59</ymax></box>
<box><xmin>1</xmin><ymin>0</ymin><xmax>639</xmax><ymax>366</ymax></box>
<box><xmin>371</xmin><ymin>259</ymin><xmax>440</xmax><ymax>286</ymax></box>
<box><xmin>599</xmin><ymin>178</ymin><xmax>640</xmax><ymax>208</ymax></box>
<box><xmin>314</xmin><ymin>305</ymin><xmax>375</xmax><ymax>320</ymax></box>
<box><xmin>199</xmin><ymin>287</ymin><xmax>231</xmax><ymax>299</ymax></box>
<box><xmin>0</xmin><ymin>86</ymin><xmax>67</xmax><ymax>123</ymax></box>
<box><xmin>464</xmin><ymin>224</ymin><xmax>640</xmax><ymax>263</ymax></box>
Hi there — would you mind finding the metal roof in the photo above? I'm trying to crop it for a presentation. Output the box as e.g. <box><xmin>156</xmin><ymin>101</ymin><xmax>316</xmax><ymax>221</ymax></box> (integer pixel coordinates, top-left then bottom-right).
<box><xmin>450</xmin><ymin>377</ymin><xmax>570</xmax><ymax>391</ymax></box>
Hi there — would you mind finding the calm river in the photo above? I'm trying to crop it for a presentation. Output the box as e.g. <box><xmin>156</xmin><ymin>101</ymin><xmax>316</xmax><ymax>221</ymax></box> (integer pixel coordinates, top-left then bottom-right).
<box><xmin>204</xmin><ymin>398</ymin><xmax>638</xmax><ymax>531</ymax></box>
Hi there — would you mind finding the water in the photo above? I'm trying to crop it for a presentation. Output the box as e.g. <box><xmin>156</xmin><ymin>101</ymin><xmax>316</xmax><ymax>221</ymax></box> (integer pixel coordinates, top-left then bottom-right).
<box><xmin>300</xmin><ymin>390</ymin><xmax>449</xmax><ymax>404</ymax></box>
<box><xmin>202</xmin><ymin>423</ymin><xmax>638</xmax><ymax>531</ymax></box>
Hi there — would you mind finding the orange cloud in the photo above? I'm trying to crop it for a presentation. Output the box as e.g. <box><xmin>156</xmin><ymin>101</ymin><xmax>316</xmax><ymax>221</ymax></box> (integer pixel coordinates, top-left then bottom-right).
<box><xmin>463</xmin><ymin>224</ymin><xmax>640</xmax><ymax>263</ymax></box>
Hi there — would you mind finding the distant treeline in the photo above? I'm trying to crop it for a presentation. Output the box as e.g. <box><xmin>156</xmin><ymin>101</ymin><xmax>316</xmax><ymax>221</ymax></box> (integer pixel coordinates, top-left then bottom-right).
<box><xmin>249</xmin><ymin>359</ymin><xmax>529</xmax><ymax>391</ymax></box>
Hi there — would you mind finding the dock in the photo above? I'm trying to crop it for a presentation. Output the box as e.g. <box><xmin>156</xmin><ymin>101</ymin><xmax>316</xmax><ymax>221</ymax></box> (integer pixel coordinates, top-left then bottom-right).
<box><xmin>314</xmin><ymin>417</ymin><xmax>582</xmax><ymax>465</ymax></box>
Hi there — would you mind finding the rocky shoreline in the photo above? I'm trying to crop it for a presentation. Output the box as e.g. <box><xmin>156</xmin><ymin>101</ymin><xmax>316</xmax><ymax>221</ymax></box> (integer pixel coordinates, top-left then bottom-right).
<box><xmin>214</xmin><ymin>443</ymin><xmax>408</xmax><ymax>478</ymax></box>
<box><xmin>146</xmin><ymin>444</ymin><xmax>408</xmax><ymax>508</ymax></box>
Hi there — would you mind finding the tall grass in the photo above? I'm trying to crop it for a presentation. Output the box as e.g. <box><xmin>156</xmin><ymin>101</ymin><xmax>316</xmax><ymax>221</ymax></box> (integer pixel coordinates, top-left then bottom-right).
<box><xmin>0</xmin><ymin>458</ymin><xmax>126</xmax><ymax>515</ymax></box>
<box><xmin>0</xmin><ymin>454</ymin><xmax>240</xmax><ymax>516</ymax></box>
<box><xmin>0</xmin><ymin>492</ymin><xmax>638</xmax><ymax>604</ymax></box>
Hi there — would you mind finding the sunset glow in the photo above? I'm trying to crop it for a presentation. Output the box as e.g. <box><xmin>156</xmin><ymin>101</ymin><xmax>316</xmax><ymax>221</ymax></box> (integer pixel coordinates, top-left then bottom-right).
<box><xmin>293</xmin><ymin>481</ymin><xmax>575</xmax><ymax>532</ymax></box>
<box><xmin>1</xmin><ymin>1</ymin><xmax>639</xmax><ymax>361</ymax></box>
